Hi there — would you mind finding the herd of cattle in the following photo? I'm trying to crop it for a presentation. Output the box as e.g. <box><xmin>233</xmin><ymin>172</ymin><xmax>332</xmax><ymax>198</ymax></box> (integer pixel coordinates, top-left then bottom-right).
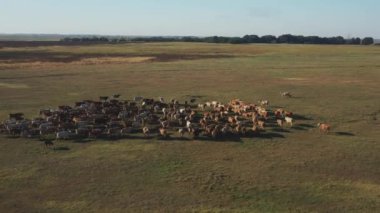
<box><xmin>0</xmin><ymin>95</ymin><xmax>331</xmax><ymax>141</ymax></box>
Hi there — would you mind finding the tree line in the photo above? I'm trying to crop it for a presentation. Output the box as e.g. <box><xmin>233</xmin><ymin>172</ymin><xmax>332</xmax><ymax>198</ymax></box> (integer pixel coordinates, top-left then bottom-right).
<box><xmin>61</xmin><ymin>34</ymin><xmax>375</xmax><ymax>45</ymax></box>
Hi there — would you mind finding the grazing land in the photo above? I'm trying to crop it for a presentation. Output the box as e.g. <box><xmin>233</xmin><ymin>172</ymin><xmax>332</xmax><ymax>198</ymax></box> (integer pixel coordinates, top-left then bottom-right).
<box><xmin>0</xmin><ymin>42</ymin><xmax>379</xmax><ymax>212</ymax></box>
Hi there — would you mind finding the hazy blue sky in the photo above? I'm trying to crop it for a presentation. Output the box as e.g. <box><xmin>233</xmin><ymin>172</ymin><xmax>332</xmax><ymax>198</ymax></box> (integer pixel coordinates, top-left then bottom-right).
<box><xmin>1</xmin><ymin>0</ymin><xmax>379</xmax><ymax>37</ymax></box>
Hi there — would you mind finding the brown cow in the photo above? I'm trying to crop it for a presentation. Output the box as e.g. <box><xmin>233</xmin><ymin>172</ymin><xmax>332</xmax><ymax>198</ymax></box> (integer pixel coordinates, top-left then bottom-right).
<box><xmin>285</xmin><ymin>111</ymin><xmax>293</xmax><ymax>118</ymax></box>
<box><xmin>317</xmin><ymin>123</ymin><xmax>331</xmax><ymax>133</ymax></box>
<box><xmin>159</xmin><ymin>128</ymin><xmax>168</xmax><ymax>138</ymax></box>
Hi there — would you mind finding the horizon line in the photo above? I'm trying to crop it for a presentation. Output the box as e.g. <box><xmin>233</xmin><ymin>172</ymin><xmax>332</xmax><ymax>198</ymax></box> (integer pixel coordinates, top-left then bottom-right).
<box><xmin>0</xmin><ymin>33</ymin><xmax>377</xmax><ymax>39</ymax></box>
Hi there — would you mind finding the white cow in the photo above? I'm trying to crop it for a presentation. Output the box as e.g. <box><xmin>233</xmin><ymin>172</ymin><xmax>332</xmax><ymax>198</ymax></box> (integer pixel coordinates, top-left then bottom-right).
<box><xmin>285</xmin><ymin>117</ymin><xmax>293</xmax><ymax>126</ymax></box>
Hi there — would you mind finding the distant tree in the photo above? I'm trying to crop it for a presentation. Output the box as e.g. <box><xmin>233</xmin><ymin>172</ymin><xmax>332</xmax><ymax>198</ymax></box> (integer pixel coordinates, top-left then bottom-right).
<box><xmin>229</xmin><ymin>37</ymin><xmax>246</xmax><ymax>44</ymax></box>
<box><xmin>204</xmin><ymin>36</ymin><xmax>231</xmax><ymax>43</ymax></box>
<box><xmin>243</xmin><ymin>35</ymin><xmax>260</xmax><ymax>43</ymax></box>
<box><xmin>182</xmin><ymin>37</ymin><xmax>203</xmax><ymax>42</ymax></box>
<box><xmin>277</xmin><ymin>34</ymin><xmax>290</xmax><ymax>43</ymax></box>
<box><xmin>204</xmin><ymin>36</ymin><xmax>218</xmax><ymax>43</ymax></box>
<box><xmin>304</xmin><ymin>36</ymin><xmax>321</xmax><ymax>44</ymax></box>
<box><xmin>361</xmin><ymin>37</ymin><xmax>374</xmax><ymax>45</ymax></box>
<box><xmin>61</xmin><ymin>38</ymin><xmax>72</xmax><ymax>42</ymax></box>
<box><xmin>71</xmin><ymin>38</ymin><xmax>81</xmax><ymax>42</ymax></box>
<box><xmin>346</xmin><ymin>37</ymin><xmax>361</xmax><ymax>45</ymax></box>
<box><xmin>119</xmin><ymin>38</ymin><xmax>127</xmax><ymax>43</ymax></box>
<box><xmin>295</xmin><ymin>35</ymin><xmax>305</xmax><ymax>44</ymax></box>
<box><xmin>99</xmin><ymin>37</ymin><xmax>109</xmax><ymax>42</ymax></box>
<box><xmin>277</xmin><ymin>34</ymin><xmax>305</xmax><ymax>44</ymax></box>
<box><xmin>352</xmin><ymin>37</ymin><xmax>361</xmax><ymax>44</ymax></box>
<box><xmin>111</xmin><ymin>38</ymin><xmax>119</xmax><ymax>43</ymax></box>
<box><xmin>219</xmin><ymin>36</ymin><xmax>231</xmax><ymax>43</ymax></box>
<box><xmin>260</xmin><ymin>35</ymin><xmax>277</xmax><ymax>43</ymax></box>
<box><xmin>59</xmin><ymin>34</ymin><xmax>373</xmax><ymax>45</ymax></box>
<box><xmin>328</xmin><ymin>36</ymin><xmax>345</xmax><ymax>44</ymax></box>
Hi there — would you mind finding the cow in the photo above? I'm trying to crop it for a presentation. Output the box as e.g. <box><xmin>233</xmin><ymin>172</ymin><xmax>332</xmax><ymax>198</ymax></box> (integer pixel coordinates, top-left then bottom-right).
<box><xmin>9</xmin><ymin>113</ymin><xmax>24</xmax><ymax>121</ymax></box>
<box><xmin>189</xmin><ymin>127</ymin><xmax>201</xmax><ymax>139</ymax></box>
<box><xmin>120</xmin><ymin>127</ymin><xmax>133</xmax><ymax>135</ymax></box>
<box><xmin>211</xmin><ymin>101</ymin><xmax>219</xmax><ymax>108</ymax></box>
<box><xmin>258</xmin><ymin>100</ymin><xmax>269</xmax><ymax>106</ymax></box>
<box><xmin>228</xmin><ymin>116</ymin><xmax>237</xmax><ymax>124</ymax></box>
<box><xmin>258</xmin><ymin>120</ymin><xmax>265</xmax><ymax>129</ymax></box>
<box><xmin>221</xmin><ymin>124</ymin><xmax>232</xmax><ymax>136</ymax></box>
<box><xmin>161</xmin><ymin>120</ymin><xmax>170</xmax><ymax>128</ymax></box>
<box><xmin>198</xmin><ymin>103</ymin><xmax>206</xmax><ymax>110</ymax></box>
<box><xmin>285</xmin><ymin>111</ymin><xmax>293</xmax><ymax>118</ymax></box>
<box><xmin>162</xmin><ymin>108</ymin><xmax>168</xmax><ymax>116</ymax></box>
<box><xmin>281</xmin><ymin>92</ymin><xmax>292</xmax><ymax>98</ymax></box>
<box><xmin>179</xmin><ymin>108</ymin><xmax>186</xmax><ymax>114</ymax></box>
<box><xmin>275</xmin><ymin>109</ymin><xmax>284</xmax><ymax>119</ymax></box>
<box><xmin>39</xmin><ymin>123</ymin><xmax>56</xmax><ymax>135</ymax></box>
<box><xmin>285</xmin><ymin>117</ymin><xmax>293</xmax><ymax>127</ymax></box>
<box><xmin>277</xmin><ymin>119</ymin><xmax>284</xmax><ymax>127</ymax></box>
<box><xmin>75</xmin><ymin>128</ymin><xmax>90</xmax><ymax>137</ymax></box>
<box><xmin>107</xmin><ymin>127</ymin><xmax>122</xmax><ymax>138</ymax></box>
<box><xmin>20</xmin><ymin>129</ymin><xmax>33</xmax><ymax>138</ymax></box>
<box><xmin>317</xmin><ymin>123</ymin><xmax>331</xmax><ymax>133</ymax></box>
<box><xmin>56</xmin><ymin>131</ymin><xmax>72</xmax><ymax>140</ymax></box>
<box><xmin>39</xmin><ymin>109</ymin><xmax>52</xmax><ymax>118</ymax></box>
<box><xmin>252</xmin><ymin>125</ymin><xmax>260</xmax><ymax>133</ymax></box>
<box><xmin>252</xmin><ymin>113</ymin><xmax>259</xmax><ymax>124</ymax></box>
<box><xmin>142</xmin><ymin>127</ymin><xmax>150</xmax><ymax>137</ymax></box>
<box><xmin>89</xmin><ymin>128</ymin><xmax>103</xmax><ymax>138</ymax></box>
<box><xmin>6</xmin><ymin>124</ymin><xmax>22</xmax><ymax>136</ymax></box>
<box><xmin>134</xmin><ymin>96</ymin><xmax>144</xmax><ymax>102</ymax></box>
<box><xmin>159</xmin><ymin>128</ymin><xmax>168</xmax><ymax>138</ymax></box>
<box><xmin>178</xmin><ymin>128</ymin><xmax>185</xmax><ymax>137</ymax></box>
<box><xmin>44</xmin><ymin>140</ymin><xmax>54</xmax><ymax>149</ymax></box>
<box><xmin>235</xmin><ymin>124</ymin><xmax>243</xmax><ymax>134</ymax></box>
<box><xmin>186</xmin><ymin>121</ymin><xmax>193</xmax><ymax>129</ymax></box>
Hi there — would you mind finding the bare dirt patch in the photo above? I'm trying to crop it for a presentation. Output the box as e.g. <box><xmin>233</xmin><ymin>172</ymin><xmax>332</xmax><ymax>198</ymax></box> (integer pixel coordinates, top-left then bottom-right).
<box><xmin>0</xmin><ymin>50</ymin><xmax>235</xmax><ymax>69</ymax></box>
<box><xmin>73</xmin><ymin>56</ymin><xmax>154</xmax><ymax>65</ymax></box>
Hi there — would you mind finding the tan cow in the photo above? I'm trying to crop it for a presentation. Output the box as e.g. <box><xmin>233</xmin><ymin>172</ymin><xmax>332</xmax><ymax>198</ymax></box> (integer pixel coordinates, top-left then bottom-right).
<box><xmin>159</xmin><ymin>128</ymin><xmax>168</xmax><ymax>138</ymax></box>
<box><xmin>258</xmin><ymin>120</ymin><xmax>265</xmax><ymax>129</ymax></box>
<box><xmin>317</xmin><ymin>123</ymin><xmax>331</xmax><ymax>133</ymax></box>
<box><xmin>142</xmin><ymin>127</ymin><xmax>150</xmax><ymax>136</ymax></box>
<box><xmin>281</xmin><ymin>92</ymin><xmax>292</xmax><ymax>98</ymax></box>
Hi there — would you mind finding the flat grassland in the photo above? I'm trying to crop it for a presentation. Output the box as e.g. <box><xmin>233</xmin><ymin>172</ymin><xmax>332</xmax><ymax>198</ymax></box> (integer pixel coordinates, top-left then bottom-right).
<box><xmin>0</xmin><ymin>42</ymin><xmax>379</xmax><ymax>212</ymax></box>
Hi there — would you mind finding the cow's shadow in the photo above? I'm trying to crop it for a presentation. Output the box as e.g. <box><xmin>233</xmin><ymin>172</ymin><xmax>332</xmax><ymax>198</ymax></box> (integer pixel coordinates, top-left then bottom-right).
<box><xmin>54</xmin><ymin>146</ymin><xmax>70</xmax><ymax>151</ymax></box>
<box><xmin>293</xmin><ymin>114</ymin><xmax>313</xmax><ymax>121</ymax></box>
<box><xmin>335</xmin><ymin>132</ymin><xmax>355</xmax><ymax>136</ymax></box>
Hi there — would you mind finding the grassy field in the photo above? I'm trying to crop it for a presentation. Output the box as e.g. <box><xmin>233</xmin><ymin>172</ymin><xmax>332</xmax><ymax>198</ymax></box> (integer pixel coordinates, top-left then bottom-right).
<box><xmin>0</xmin><ymin>42</ymin><xmax>379</xmax><ymax>212</ymax></box>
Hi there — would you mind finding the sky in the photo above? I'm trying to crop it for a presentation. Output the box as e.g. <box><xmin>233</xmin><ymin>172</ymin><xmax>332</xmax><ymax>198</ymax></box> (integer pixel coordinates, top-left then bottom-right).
<box><xmin>0</xmin><ymin>0</ymin><xmax>379</xmax><ymax>38</ymax></box>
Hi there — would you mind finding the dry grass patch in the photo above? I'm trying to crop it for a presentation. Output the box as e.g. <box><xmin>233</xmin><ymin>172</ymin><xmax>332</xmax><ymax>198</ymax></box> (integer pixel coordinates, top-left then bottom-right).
<box><xmin>0</xmin><ymin>82</ymin><xmax>29</xmax><ymax>89</ymax></box>
<box><xmin>0</xmin><ymin>43</ymin><xmax>380</xmax><ymax>212</ymax></box>
<box><xmin>75</xmin><ymin>56</ymin><xmax>155</xmax><ymax>65</ymax></box>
